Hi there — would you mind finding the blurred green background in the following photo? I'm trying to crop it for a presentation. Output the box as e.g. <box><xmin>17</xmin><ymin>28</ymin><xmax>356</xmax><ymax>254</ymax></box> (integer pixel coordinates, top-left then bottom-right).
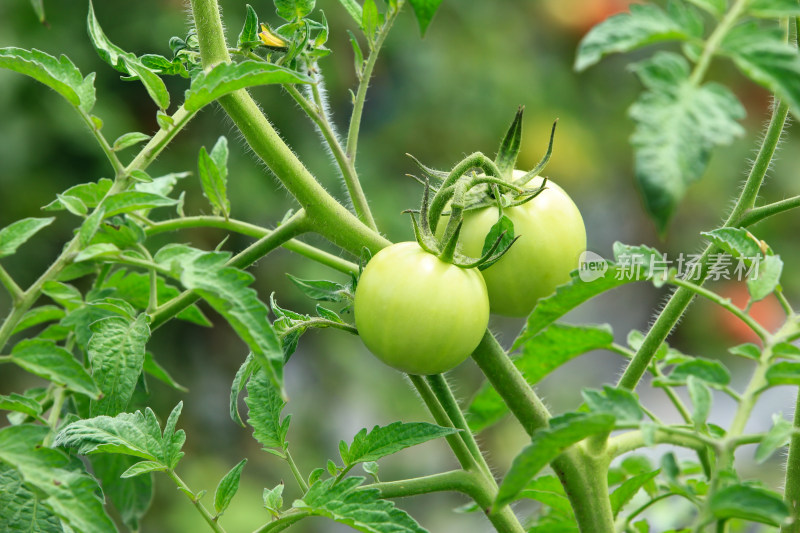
<box><xmin>1</xmin><ymin>0</ymin><xmax>799</xmax><ymax>531</ymax></box>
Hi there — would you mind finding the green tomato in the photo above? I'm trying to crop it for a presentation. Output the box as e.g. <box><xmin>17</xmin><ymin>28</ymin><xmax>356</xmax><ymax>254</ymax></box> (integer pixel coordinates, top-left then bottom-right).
<box><xmin>354</xmin><ymin>242</ymin><xmax>490</xmax><ymax>375</ymax></box>
<box><xmin>447</xmin><ymin>173</ymin><xmax>586</xmax><ymax>317</ymax></box>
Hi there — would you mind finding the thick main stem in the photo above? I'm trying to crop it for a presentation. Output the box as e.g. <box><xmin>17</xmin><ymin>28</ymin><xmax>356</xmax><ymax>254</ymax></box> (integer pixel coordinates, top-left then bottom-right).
<box><xmin>782</xmin><ymin>390</ymin><xmax>800</xmax><ymax>532</ymax></box>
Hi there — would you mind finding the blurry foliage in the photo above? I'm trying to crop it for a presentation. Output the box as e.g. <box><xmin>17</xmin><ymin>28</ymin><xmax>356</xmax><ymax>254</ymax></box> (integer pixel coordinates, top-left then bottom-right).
<box><xmin>1</xmin><ymin>0</ymin><xmax>799</xmax><ymax>531</ymax></box>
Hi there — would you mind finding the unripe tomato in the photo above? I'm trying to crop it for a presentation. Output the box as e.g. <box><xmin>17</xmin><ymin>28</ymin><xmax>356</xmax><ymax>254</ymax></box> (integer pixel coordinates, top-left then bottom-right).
<box><xmin>354</xmin><ymin>242</ymin><xmax>490</xmax><ymax>375</ymax></box>
<box><xmin>446</xmin><ymin>172</ymin><xmax>586</xmax><ymax>317</ymax></box>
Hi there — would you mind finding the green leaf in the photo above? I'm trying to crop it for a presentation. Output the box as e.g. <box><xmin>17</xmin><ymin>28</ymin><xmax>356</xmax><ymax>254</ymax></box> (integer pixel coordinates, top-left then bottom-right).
<box><xmin>478</xmin><ymin>215</ymin><xmax>515</xmax><ymax>271</ymax></box>
<box><xmin>629</xmin><ymin>52</ymin><xmax>745</xmax><ymax>233</ymax></box>
<box><xmin>87</xmin><ymin>314</ymin><xmax>150</xmax><ymax>416</ymax></box>
<box><xmin>494</xmin><ymin>108</ymin><xmax>524</xmax><ymax>180</ymax></box>
<box><xmin>91</xmin><ymin>454</ymin><xmax>153</xmax><ymax>531</ymax></box>
<box><xmin>470</xmin><ymin>324</ymin><xmax>614</xmax><ymax>432</ymax></box>
<box><xmin>156</xmin><ymin>246</ymin><xmax>284</xmax><ymax>393</ymax></box>
<box><xmin>214</xmin><ymin>459</ymin><xmax>247</xmax><ymax>516</ymax></box>
<box><xmin>230</xmin><ymin>353</ymin><xmax>257</xmax><ymax>427</ymax></box>
<box><xmin>103</xmin><ymin>191</ymin><xmax>178</xmax><ymax>217</ymax></box>
<box><xmin>42</xmin><ymin>280</ymin><xmax>83</xmax><ymax>310</ymax></box>
<box><xmin>749</xmin><ymin>0</ymin><xmax>800</xmax><ymax>18</ymax></box>
<box><xmin>78</xmin><ymin>206</ymin><xmax>106</xmax><ymax>247</ymax></box>
<box><xmin>720</xmin><ymin>23</ymin><xmax>800</xmax><ymax>118</ymax></box>
<box><xmin>0</xmin><ymin>392</ymin><xmax>44</xmax><ymax>420</ymax></box>
<box><xmin>74</xmin><ymin>243</ymin><xmax>119</xmax><ymax>263</ymax></box>
<box><xmin>29</xmin><ymin>0</ymin><xmax>46</xmax><ymax>22</ymax></box>
<box><xmin>42</xmin><ymin>178</ymin><xmax>113</xmax><ymax>212</ymax></box>
<box><xmin>263</xmin><ymin>483</ymin><xmax>284</xmax><ymax>517</ymax></box>
<box><xmin>12</xmin><ymin>305</ymin><xmax>65</xmax><ymax>335</ymax></box>
<box><xmin>496</xmin><ymin>413</ymin><xmax>616</xmax><ymax>508</ymax></box>
<box><xmin>574</xmin><ymin>3</ymin><xmax>701</xmax><ymax>71</ymax></box>
<box><xmin>755</xmin><ymin>414</ymin><xmax>792</xmax><ymax>463</ymax></box>
<box><xmin>748</xmin><ymin>254</ymin><xmax>783</xmax><ymax>302</ymax></box>
<box><xmin>120</xmin><ymin>460</ymin><xmax>166</xmax><ymax>478</ymax></box>
<box><xmin>518</xmin><ymin>475</ymin><xmax>573</xmax><ymax>517</ymax></box>
<box><xmin>709</xmin><ymin>484</ymin><xmax>789</xmax><ymax>525</ymax></box>
<box><xmin>729</xmin><ymin>342</ymin><xmax>761</xmax><ymax>360</ymax></box>
<box><xmin>87</xmin><ymin>1</ymin><xmax>169</xmax><ymax>110</ymax></box>
<box><xmin>134</xmin><ymin>171</ymin><xmax>188</xmax><ymax>198</ymax></box>
<box><xmin>245</xmin><ymin>367</ymin><xmax>289</xmax><ymax>454</ymax></box>
<box><xmin>667</xmin><ymin>357</ymin><xmax>731</xmax><ymax>386</ymax></box>
<box><xmin>55</xmin><ymin>403</ymin><xmax>186</xmax><ymax>470</ymax></box>
<box><xmin>238</xmin><ymin>4</ymin><xmax>260</xmax><ymax>49</ymax></box>
<box><xmin>610</xmin><ymin>469</ymin><xmax>660</xmax><ymax>517</ymax></box>
<box><xmin>687</xmin><ymin>375</ymin><xmax>712</xmax><ymax>429</ymax></box>
<box><xmin>139</xmin><ymin>54</ymin><xmax>189</xmax><ymax>78</ymax></box>
<box><xmin>362</xmin><ymin>0</ymin><xmax>380</xmax><ymax>42</ymax></box>
<box><xmin>408</xmin><ymin>0</ymin><xmax>443</xmax><ymax>37</ymax></box>
<box><xmin>0</xmin><ymin>47</ymin><xmax>96</xmax><ymax>112</ymax></box>
<box><xmin>686</xmin><ymin>0</ymin><xmax>726</xmax><ymax>17</ymax></box>
<box><xmin>11</xmin><ymin>339</ymin><xmax>100</xmax><ymax>398</ymax></box>
<box><xmin>297</xmin><ymin>477</ymin><xmax>427</xmax><ymax>533</ymax></box>
<box><xmin>0</xmin><ymin>217</ymin><xmax>54</xmax><ymax>258</ymax></box>
<box><xmin>766</xmin><ymin>361</ymin><xmax>800</xmax><ymax>387</ymax></box>
<box><xmin>144</xmin><ymin>351</ymin><xmax>188</xmax><ymax>392</ymax></box>
<box><xmin>184</xmin><ymin>61</ymin><xmax>313</xmax><ymax>112</ymax></box>
<box><xmin>112</xmin><ymin>132</ymin><xmax>151</xmax><ymax>151</ymax></box>
<box><xmin>337</xmin><ymin>0</ymin><xmax>363</xmax><ymax>26</ymax></box>
<box><xmin>287</xmin><ymin>274</ymin><xmax>352</xmax><ymax>302</ymax></box>
<box><xmin>340</xmin><ymin>422</ymin><xmax>458</xmax><ymax>467</ymax></box>
<box><xmin>702</xmin><ymin>227</ymin><xmax>763</xmax><ymax>258</ymax></box>
<box><xmin>275</xmin><ymin>0</ymin><xmax>315</xmax><ymax>21</ymax></box>
<box><xmin>198</xmin><ymin>137</ymin><xmax>230</xmax><ymax>218</ymax></box>
<box><xmin>0</xmin><ymin>424</ymin><xmax>116</xmax><ymax>533</ymax></box>
<box><xmin>582</xmin><ymin>385</ymin><xmax>643</xmax><ymax>424</ymax></box>
<box><xmin>0</xmin><ymin>463</ymin><xmax>62</xmax><ymax>532</ymax></box>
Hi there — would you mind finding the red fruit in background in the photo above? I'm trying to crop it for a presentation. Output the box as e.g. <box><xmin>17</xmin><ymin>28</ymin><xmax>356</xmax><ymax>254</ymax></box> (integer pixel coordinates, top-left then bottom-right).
<box><xmin>543</xmin><ymin>0</ymin><xmax>635</xmax><ymax>33</ymax></box>
<box><xmin>714</xmin><ymin>282</ymin><xmax>784</xmax><ymax>345</ymax></box>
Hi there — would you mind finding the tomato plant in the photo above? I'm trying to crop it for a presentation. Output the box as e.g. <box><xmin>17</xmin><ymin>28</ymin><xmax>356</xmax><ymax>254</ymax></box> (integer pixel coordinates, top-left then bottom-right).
<box><xmin>354</xmin><ymin>242</ymin><xmax>489</xmax><ymax>375</ymax></box>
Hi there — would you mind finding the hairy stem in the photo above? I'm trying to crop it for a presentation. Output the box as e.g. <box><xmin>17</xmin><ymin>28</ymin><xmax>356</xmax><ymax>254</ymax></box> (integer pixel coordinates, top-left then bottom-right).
<box><xmin>0</xmin><ymin>264</ymin><xmax>23</xmax><ymax>302</ymax></box>
<box><xmin>781</xmin><ymin>390</ymin><xmax>800</xmax><ymax>532</ymax></box>
<box><xmin>738</xmin><ymin>194</ymin><xmax>800</xmax><ymax>227</ymax></box>
<box><xmin>689</xmin><ymin>0</ymin><xmax>749</xmax><ymax>85</ymax></box>
<box><xmin>284</xmin><ymin>450</ymin><xmax>309</xmax><ymax>493</ymax></box>
<box><xmin>168</xmin><ymin>470</ymin><xmax>227</xmax><ymax>533</ymax></box>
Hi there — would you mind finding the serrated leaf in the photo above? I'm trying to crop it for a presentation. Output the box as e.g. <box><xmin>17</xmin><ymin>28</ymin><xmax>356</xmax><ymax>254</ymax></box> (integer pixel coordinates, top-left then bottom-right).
<box><xmin>12</xmin><ymin>305</ymin><xmax>65</xmax><ymax>335</ymax></box>
<box><xmin>214</xmin><ymin>459</ymin><xmax>247</xmax><ymax>516</ymax></box>
<box><xmin>87</xmin><ymin>2</ymin><xmax>169</xmax><ymax>110</ymax></box>
<box><xmin>337</xmin><ymin>0</ymin><xmax>363</xmax><ymax>26</ymax></box>
<box><xmin>102</xmin><ymin>191</ymin><xmax>177</xmax><ymax>217</ymax></box>
<box><xmin>0</xmin><ymin>392</ymin><xmax>44</xmax><ymax>420</ymax></box>
<box><xmin>610</xmin><ymin>469</ymin><xmax>660</xmax><ymax>517</ymax></box>
<box><xmin>721</xmin><ymin>23</ymin><xmax>800</xmax><ymax>118</ymax></box>
<box><xmin>582</xmin><ymin>385</ymin><xmax>643</xmax><ymax>424</ymax></box>
<box><xmin>134</xmin><ymin>171</ymin><xmax>188</xmax><ymax>198</ymax></box>
<box><xmin>340</xmin><ymin>422</ymin><xmax>458</xmax><ymax>466</ymax></box>
<box><xmin>0</xmin><ymin>47</ymin><xmax>96</xmax><ymax>112</ymax></box>
<box><xmin>686</xmin><ymin>0</ymin><xmax>726</xmax><ymax>17</ymax></box>
<box><xmin>408</xmin><ymin>0</ymin><xmax>443</xmax><ymax>37</ymax></box>
<box><xmin>230</xmin><ymin>353</ymin><xmax>257</xmax><ymax>427</ymax></box>
<box><xmin>709</xmin><ymin>484</ymin><xmax>789</xmax><ymax>525</ymax></box>
<box><xmin>362</xmin><ymin>0</ymin><xmax>380</xmax><ymax>42</ymax></box>
<box><xmin>0</xmin><ymin>217</ymin><xmax>54</xmax><ymax>258</ymax></box>
<box><xmin>287</xmin><ymin>274</ymin><xmax>351</xmax><ymax>302</ymax></box>
<box><xmin>470</xmin><ymin>324</ymin><xmax>614</xmax><ymax>432</ymax></box>
<box><xmin>629</xmin><ymin>52</ymin><xmax>745</xmax><ymax>233</ymax></box>
<box><xmin>749</xmin><ymin>0</ymin><xmax>800</xmax><ymax>17</ymax></box>
<box><xmin>42</xmin><ymin>280</ymin><xmax>83</xmax><ymax>310</ymax></box>
<box><xmin>0</xmin><ymin>424</ymin><xmax>116</xmax><ymax>533</ymax></box>
<box><xmin>43</xmin><ymin>178</ymin><xmax>113</xmax><ymax>212</ymax></box>
<box><xmin>139</xmin><ymin>54</ymin><xmax>189</xmax><ymax>78</ymax></box>
<box><xmin>155</xmin><ymin>246</ymin><xmax>284</xmax><ymax>393</ymax></box>
<box><xmin>667</xmin><ymin>357</ymin><xmax>731</xmax><ymax>386</ymax></box>
<box><xmin>55</xmin><ymin>403</ymin><xmax>185</xmax><ymax>470</ymax></box>
<box><xmin>297</xmin><ymin>477</ymin><xmax>427</xmax><ymax>533</ymax></box>
<box><xmin>92</xmin><ymin>454</ymin><xmax>153</xmax><ymax>531</ymax></box>
<box><xmin>478</xmin><ymin>215</ymin><xmax>515</xmax><ymax>271</ymax></box>
<box><xmin>245</xmin><ymin>367</ymin><xmax>289</xmax><ymax>453</ymax></box>
<box><xmin>756</xmin><ymin>414</ymin><xmax>792</xmax><ymax>463</ymax></box>
<box><xmin>120</xmin><ymin>460</ymin><xmax>166</xmax><ymax>478</ymax></box>
<box><xmin>78</xmin><ymin>206</ymin><xmax>106</xmax><ymax>247</ymax></box>
<box><xmin>575</xmin><ymin>3</ymin><xmax>701</xmax><ymax>71</ymax></box>
<box><xmin>263</xmin><ymin>483</ymin><xmax>284</xmax><ymax>516</ymax></box>
<box><xmin>11</xmin><ymin>339</ymin><xmax>100</xmax><ymax>398</ymax></box>
<box><xmin>495</xmin><ymin>413</ymin><xmax>616</xmax><ymax>508</ymax></box>
<box><xmin>238</xmin><ymin>5</ymin><xmax>260</xmax><ymax>48</ymax></box>
<box><xmin>198</xmin><ymin>138</ymin><xmax>230</xmax><ymax>218</ymax></box>
<box><xmin>74</xmin><ymin>243</ymin><xmax>119</xmax><ymax>263</ymax></box>
<box><xmin>0</xmin><ymin>463</ymin><xmax>62</xmax><ymax>532</ymax></box>
<box><xmin>88</xmin><ymin>314</ymin><xmax>149</xmax><ymax>416</ymax></box>
<box><xmin>184</xmin><ymin>61</ymin><xmax>313</xmax><ymax>112</ymax></box>
<box><xmin>112</xmin><ymin>132</ymin><xmax>150</xmax><ymax>151</ymax></box>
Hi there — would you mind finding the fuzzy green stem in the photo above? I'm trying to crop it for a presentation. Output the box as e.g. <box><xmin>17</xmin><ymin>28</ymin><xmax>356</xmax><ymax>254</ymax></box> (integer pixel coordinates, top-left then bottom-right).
<box><xmin>143</xmin><ymin>215</ymin><xmax>359</xmax><ymax>275</ymax></box>
<box><xmin>781</xmin><ymin>390</ymin><xmax>800</xmax><ymax>532</ymax></box>
<box><xmin>124</xmin><ymin>105</ymin><xmax>194</xmax><ymax>176</ymax></box>
<box><xmin>167</xmin><ymin>470</ymin><xmax>227</xmax><ymax>533</ymax></box>
<box><xmin>688</xmin><ymin>0</ymin><xmax>749</xmax><ymax>85</ymax></box>
<box><xmin>425</xmin><ymin>374</ymin><xmax>495</xmax><ymax>481</ymax></box>
<box><xmin>284</xmin><ymin>450</ymin><xmax>308</xmax><ymax>493</ymax></box>
<box><xmin>0</xmin><ymin>264</ymin><xmax>23</xmax><ymax>302</ymax></box>
<box><xmin>189</xmin><ymin>0</ymin><xmax>388</xmax><ymax>256</ymax></box>
<box><xmin>738</xmin><ymin>194</ymin><xmax>800</xmax><ymax>227</ymax></box>
<box><xmin>78</xmin><ymin>109</ymin><xmax>124</xmax><ymax>176</ymax></box>
<box><xmin>42</xmin><ymin>386</ymin><xmax>65</xmax><ymax>447</ymax></box>
<box><xmin>617</xmin><ymin>98</ymin><xmax>790</xmax><ymax>391</ymax></box>
<box><xmin>607</xmin><ymin>426</ymin><xmax>714</xmax><ymax>458</ymax></box>
<box><xmin>149</xmin><ymin>210</ymin><xmax>310</xmax><ymax>329</ymax></box>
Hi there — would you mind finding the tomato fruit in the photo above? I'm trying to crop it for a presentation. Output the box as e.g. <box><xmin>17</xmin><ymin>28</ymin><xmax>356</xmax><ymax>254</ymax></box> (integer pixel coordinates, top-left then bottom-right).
<box><xmin>354</xmin><ymin>242</ymin><xmax>490</xmax><ymax>375</ymax></box>
<box><xmin>446</xmin><ymin>172</ymin><xmax>586</xmax><ymax>317</ymax></box>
